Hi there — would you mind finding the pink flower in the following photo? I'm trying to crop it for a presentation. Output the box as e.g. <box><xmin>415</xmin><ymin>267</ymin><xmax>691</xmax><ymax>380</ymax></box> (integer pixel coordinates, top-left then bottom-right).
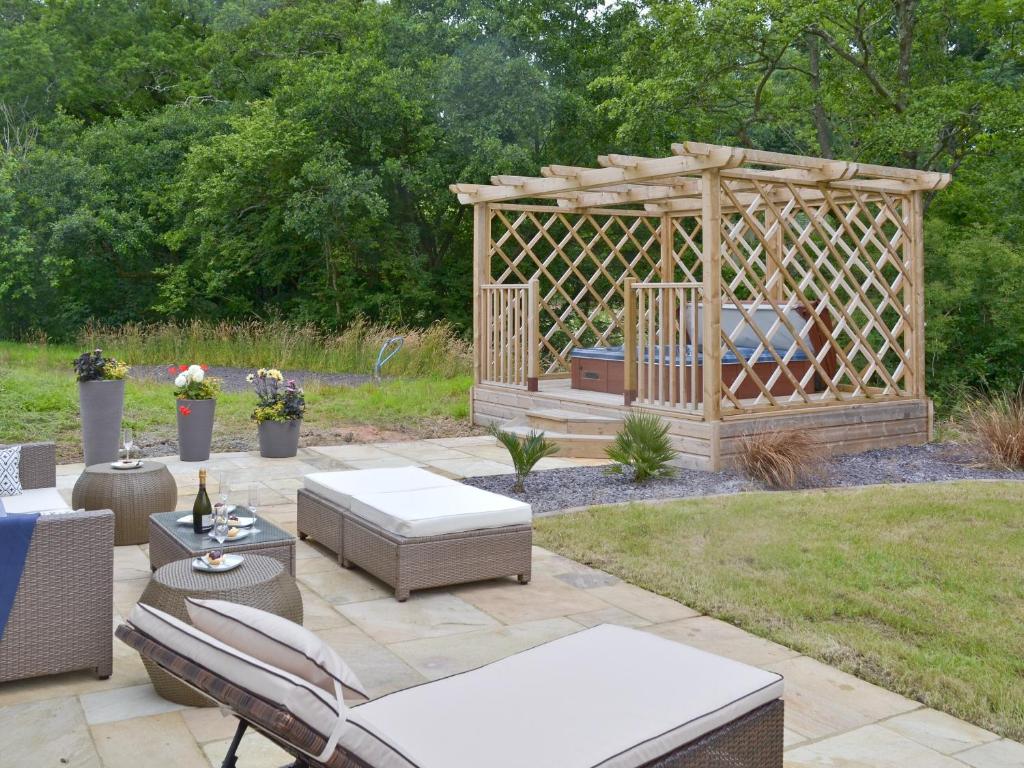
<box><xmin>179</xmin><ymin>364</ymin><xmax>188</xmax><ymax>372</ymax></box>
<box><xmin>166</xmin><ymin>366</ymin><xmax>176</xmax><ymax>375</ymax></box>
<box><xmin>200</xmin><ymin>364</ymin><xmax>209</xmax><ymax>371</ymax></box>
<box><xmin>178</xmin><ymin>405</ymin><xmax>192</xmax><ymax>416</ymax></box>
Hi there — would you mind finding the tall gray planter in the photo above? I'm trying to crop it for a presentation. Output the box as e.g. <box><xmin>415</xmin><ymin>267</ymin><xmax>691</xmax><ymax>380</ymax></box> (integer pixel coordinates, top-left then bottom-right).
<box><xmin>177</xmin><ymin>398</ymin><xmax>216</xmax><ymax>462</ymax></box>
<box><xmin>79</xmin><ymin>379</ymin><xmax>125</xmax><ymax>467</ymax></box>
<box><xmin>258</xmin><ymin>419</ymin><xmax>301</xmax><ymax>459</ymax></box>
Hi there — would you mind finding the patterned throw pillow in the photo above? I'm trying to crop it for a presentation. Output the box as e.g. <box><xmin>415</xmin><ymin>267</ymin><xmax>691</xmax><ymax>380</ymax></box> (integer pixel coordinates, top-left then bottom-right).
<box><xmin>0</xmin><ymin>445</ymin><xmax>23</xmax><ymax>497</ymax></box>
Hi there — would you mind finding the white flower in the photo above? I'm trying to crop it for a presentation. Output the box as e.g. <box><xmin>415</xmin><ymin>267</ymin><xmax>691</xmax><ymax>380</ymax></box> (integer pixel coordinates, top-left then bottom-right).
<box><xmin>187</xmin><ymin>364</ymin><xmax>203</xmax><ymax>378</ymax></box>
<box><xmin>192</xmin><ymin>368</ymin><xmax>205</xmax><ymax>383</ymax></box>
<box><xmin>174</xmin><ymin>373</ymin><xmax>187</xmax><ymax>388</ymax></box>
<box><xmin>246</xmin><ymin>373</ymin><xmax>254</xmax><ymax>383</ymax></box>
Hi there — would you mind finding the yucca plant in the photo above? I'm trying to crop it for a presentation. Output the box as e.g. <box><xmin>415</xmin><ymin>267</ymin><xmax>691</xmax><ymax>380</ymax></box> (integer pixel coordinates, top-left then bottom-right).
<box><xmin>489</xmin><ymin>426</ymin><xmax>560</xmax><ymax>493</ymax></box>
<box><xmin>605</xmin><ymin>410</ymin><xmax>676</xmax><ymax>483</ymax></box>
<box><xmin>736</xmin><ymin>428</ymin><xmax>820</xmax><ymax>489</ymax></box>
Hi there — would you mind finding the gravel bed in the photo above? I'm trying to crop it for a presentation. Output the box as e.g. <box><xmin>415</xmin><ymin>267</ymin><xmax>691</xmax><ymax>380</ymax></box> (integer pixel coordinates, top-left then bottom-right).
<box><xmin>130</xmin><ymin>365</ymin><xmax>376</xmax><ymax>393</ymax></box>
<box><xmin>462</xmin><ymin>441</ymin><xmax>1024</xmax><ymax>515</ymax></box>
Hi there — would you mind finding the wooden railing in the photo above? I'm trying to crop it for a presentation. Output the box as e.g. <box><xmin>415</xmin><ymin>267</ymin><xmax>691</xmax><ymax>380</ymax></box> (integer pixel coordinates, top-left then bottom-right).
<box><xmin>625</xmin><ymin>280</ymin><xmax>703</xmax><ymax>412</ymax></box>
<box><xmin>480</xmin><ymin>280</ymin><xmax>539</xmax><ymax>389</ymax></box>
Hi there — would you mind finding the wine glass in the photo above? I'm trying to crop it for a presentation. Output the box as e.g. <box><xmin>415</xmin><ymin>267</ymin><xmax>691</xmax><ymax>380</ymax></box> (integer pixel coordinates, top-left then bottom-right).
<box><xmin>211</xmin><ymin>502</ymin><xmax>229</xmax><ymax>544</ymax></box>
<box><xmin>218</xmin><ymin>472</ymin><xmax>231</xmax><ymax>509</ymax></box>
<box><xmin>122</xmin><ymin>428</ymin><xmax>134</xmax><ymax>464</ymax></box>
<box><xmin>247</xmin><ymin>482</ymin><xmax>261</xmax><ymax>534</ymax></box>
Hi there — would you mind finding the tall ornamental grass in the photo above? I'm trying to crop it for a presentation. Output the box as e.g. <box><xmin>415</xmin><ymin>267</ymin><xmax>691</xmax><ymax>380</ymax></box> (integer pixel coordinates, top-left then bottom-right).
<box><xmin>79</xmin><ymin>318</ymin><xmax>471</xmax><ymax>378</ymax></box>
<box><xmin>962</xmin><ymin>387</ymin><xmax>1024</xmax><ymax>469</ymax></box>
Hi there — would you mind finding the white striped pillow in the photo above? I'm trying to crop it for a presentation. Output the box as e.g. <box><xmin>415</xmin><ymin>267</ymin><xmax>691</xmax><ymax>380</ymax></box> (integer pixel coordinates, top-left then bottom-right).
<box><xmin>129</xmin><ymin>602</ymin><xmax>345</xmax><ymax>756</ymax></box>
<box><xmin>186</xmin><ymin>598</ymin><xmax>367</xmax><ymax>701</ymax></box>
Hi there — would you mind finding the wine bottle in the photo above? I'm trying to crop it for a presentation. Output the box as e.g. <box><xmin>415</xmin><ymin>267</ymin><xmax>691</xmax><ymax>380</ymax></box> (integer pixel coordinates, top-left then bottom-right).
<box><xmin>193</xmin><ymin>468</ymin><xmax>213</xmax><ymax>534</ymax></box>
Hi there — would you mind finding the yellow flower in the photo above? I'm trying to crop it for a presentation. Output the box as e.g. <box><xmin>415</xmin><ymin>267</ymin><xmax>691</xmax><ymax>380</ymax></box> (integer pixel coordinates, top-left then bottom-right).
<box><xmin>268</xmin><ymin>369</ymin><xmax>283</xmax><ymax>381</ymax></box>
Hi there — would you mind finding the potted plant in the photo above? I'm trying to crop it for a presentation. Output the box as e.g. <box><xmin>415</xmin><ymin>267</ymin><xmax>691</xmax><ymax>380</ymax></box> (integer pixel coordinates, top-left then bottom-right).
<box><xmin>74</xmin><ymin>349</ymin><xmax>130</xmax><ymax>466</ymax></box>
<box><xmin>170</xmin><ymin>364</ymin><xmax>220</xmax><ymax>462</ymax></box>
<box><xmin>248</xmin><ymin>368</ymin><xmax>305</xmax><ymax>458</ymax></box>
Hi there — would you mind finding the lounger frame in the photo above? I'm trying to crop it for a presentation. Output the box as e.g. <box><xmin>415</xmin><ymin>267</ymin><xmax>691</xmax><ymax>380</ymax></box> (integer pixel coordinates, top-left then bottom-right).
<box><xmin>116</xmin><ymin>623</ymin><xmax>784</xmax><ymax>768</ymax></box>
<box><xmin>297</xmin><ymin>488</ymin><xmax>532</xmax><ymax>601</ymax></box>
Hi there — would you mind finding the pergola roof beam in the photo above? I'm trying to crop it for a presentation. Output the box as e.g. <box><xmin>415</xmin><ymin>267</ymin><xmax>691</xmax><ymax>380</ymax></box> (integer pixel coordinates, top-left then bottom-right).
<box><xmin>451</xmin><ymin>147</ymin><xmax>739</xmax><ymax>204</ymax></box>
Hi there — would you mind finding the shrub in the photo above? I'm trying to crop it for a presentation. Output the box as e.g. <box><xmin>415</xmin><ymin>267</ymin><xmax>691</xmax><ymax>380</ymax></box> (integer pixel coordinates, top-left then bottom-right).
<box><xmin>72</xmin><ymin>348</ymin><xmax>129</xmax><ymax>382</ymax></box>
<box><xmin>962</xmin><ymin>387</ymin><xmax>1024</xmax><ymax>469</ymax></box>
<box><xmin>605</xmin><ymin>410</ymin><xmax>676</xmax><ymax>483</ymax></box>
<box><xmin>736</xmin><ymin>429</ymin><xmax>820</xmax><ymax>489</ymax></box>
<box><xmin>490</xmin><ymin>426</ymin><xmax>559</xmax><ymax>493</ymax></box>
<box><xmin>249</xmin><ymin>368</ymin><xmax>306</xmax><ymax>423</ymax></box>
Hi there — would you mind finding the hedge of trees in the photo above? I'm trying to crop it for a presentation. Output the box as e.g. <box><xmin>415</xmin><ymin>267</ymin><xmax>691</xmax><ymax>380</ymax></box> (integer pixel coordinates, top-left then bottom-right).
<box><xmin>0</xmin><ymin>0</ymin><xmax>1021</xmax><ymax>401</ymax></box>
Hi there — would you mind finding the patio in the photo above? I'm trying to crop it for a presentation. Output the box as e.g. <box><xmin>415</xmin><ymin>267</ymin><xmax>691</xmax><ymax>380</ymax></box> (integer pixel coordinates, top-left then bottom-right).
<box><xmin>1</xmin><ymin>438</ymin><xmax>1021</xmax><ymax>767</ymax></box>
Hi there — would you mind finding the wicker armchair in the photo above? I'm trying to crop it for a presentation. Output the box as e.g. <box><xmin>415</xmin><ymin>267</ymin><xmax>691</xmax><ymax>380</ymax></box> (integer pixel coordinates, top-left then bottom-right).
<box><xmin>0</xmin><ymin>442</ymin><xmax>114</xmax><ymax>682</ymax></box>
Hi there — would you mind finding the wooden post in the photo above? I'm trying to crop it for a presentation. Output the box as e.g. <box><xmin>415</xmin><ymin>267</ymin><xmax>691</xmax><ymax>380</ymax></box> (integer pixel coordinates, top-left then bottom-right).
<box><xmin>472</xmin><ymin>203</ymin><xmax>490</xmax><ymax>387</ymax></box>
<box><xmin>623</xmin><ymin>277</ymin><xmax>637</xmax><ymax>405</ymax></box>
<box><xmin>908</xmin><ymin>191</ymin><xmax>926</xmax><ymax>398</ymax></box>
<box><xmin>701</xmin><ymin>170</ymin><xmax>722</xmax><ymax>424</ymax></box>
<box><xmin>660</xmin><ymin>213</ymin><xmax>674</xmax><ymax>282</ymax></box>
<box><xmin>527</xmin><ymin>278</ymin><xmax>540</xmax><ymax>391</ymax></box>
<box><xmin>764</xmin><ymin>206</ymin><xmax>785</xmax><ymax>300</ymax></box>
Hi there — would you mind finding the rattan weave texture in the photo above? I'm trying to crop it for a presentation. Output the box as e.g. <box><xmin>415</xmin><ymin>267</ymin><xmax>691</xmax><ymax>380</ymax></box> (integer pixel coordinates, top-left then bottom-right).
<box><xmin>72</xmin><ymin>461</ymin><xmax>178</xmax><ymax>545</ymax></box>
<box><xmin>1</xmin><ymin>442</ymin><xmax>114</xmax><ymax>683</ymax></box>
<box><xmin>148</xmin><ymin>510</ymin><xmax>297</xmax><ymax>575</ymax></box>
<box><xmin>139</xmin><ymin>554</ymin><xmax>303</xmax><ymax>706</ymax></box>
<box><xmin>298</xmin><ymin>488</ymin><xmax>532</xmax><ymax>601</ymax></box>
<box><xmin>116</xmin><ymin>623</ymin><xmax>784</xmax><ymax>767</ymax></box>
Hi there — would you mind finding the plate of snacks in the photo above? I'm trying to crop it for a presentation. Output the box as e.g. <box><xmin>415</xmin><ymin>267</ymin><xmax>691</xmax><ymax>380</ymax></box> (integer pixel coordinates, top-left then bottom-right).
<box><xmin>226</xmin><ymin>513</ymin><xmax>255</xmax><ymax>528</ymax></box>
<box><xmin>209</xmin><ymin>526</ymin><xmax>251</xmax><ymax>542</ymax></box>
<box><xmin>193</xmin><ymin>550</ymin><xmax>243</xmax><ymax>572</ymax></box>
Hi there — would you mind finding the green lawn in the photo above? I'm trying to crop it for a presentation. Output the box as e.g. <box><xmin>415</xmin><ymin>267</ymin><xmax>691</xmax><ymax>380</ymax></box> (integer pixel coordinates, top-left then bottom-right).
<box><xmin>0</xmin><ymin>342</ymin><xmax>472</xmax><ymax>462</ymax></box>
<box><xmin>535</xmin><ymin>482</ymin><xmax>1024</xmax><ymax>741</ymax></box>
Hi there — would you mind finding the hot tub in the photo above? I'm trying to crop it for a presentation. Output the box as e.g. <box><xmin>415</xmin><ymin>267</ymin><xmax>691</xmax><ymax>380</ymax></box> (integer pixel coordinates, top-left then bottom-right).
<box><xmin>570</xmin><ymin>344</ymin><xmax>816</xmax><ymax>401</ymax></box>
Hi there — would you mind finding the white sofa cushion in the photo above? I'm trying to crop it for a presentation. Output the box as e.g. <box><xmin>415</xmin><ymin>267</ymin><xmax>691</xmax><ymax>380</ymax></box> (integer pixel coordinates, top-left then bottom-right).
<box><xmin>346</xmin><ymin>484</ymin><xmax>531</xmax><ymax>538</ymax></box>
<box><xmin>304</xmin><ymin>467</ymin><xmax>455</xmax><ymax>509</ymax></box>
<box><xmin>129</xmin><ymin>603</ymin><xmax>344</xmax><ymax>754</ymax></box>
<box><xmin>339</xmin><ymin>624</ymin><xmax>783</xmax><ymax>768</ymax></box>
<box><xmin>186</xmin><ymin>598</ymin><xmax>367</xmax><ymax>701</ymax></box>
<box><xmin>0</xmin><ymin>445</ymin><xmax>22</xmax><ymax>497</ymax></box>
<box><xmin>1</xmin><ymin>487</ymin><xmax>72</xmax><ymax>515</ymax></box>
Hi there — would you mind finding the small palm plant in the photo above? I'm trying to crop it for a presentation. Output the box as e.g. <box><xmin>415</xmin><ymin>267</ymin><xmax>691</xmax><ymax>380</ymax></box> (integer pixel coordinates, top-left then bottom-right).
<box><xmin>605</xmin><ymin>410</ymin><xmax>676</xmax><ymax>483</ymax></box>
<box><xmin>489</xmin><ymin>425</ymin><xmax>560</xmax><ymax>493</ymax></box>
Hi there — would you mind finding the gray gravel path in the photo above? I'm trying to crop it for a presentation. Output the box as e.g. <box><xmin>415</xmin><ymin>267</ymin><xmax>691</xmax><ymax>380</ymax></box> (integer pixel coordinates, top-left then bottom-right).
<box><xmin>462</xmin><ymin>441</ymin><xmax>1024</xmax><ymax>515</ymax></box>
<box><xmin>131</xmin><ymin>365</ymin><xmax>376</xmax><ymax>392</ymax></box>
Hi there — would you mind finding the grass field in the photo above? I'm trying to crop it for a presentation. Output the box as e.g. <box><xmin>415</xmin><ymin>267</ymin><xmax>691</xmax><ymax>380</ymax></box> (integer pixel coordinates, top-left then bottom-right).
<box><xmin>535</xmin><ymin>482</ymin><xmax>1024</xmax><ymax>741</ymax></box>
<box><xmin>0</xmin><ymin>338</ymin><xmax>472</xmax><ymax>462</ymax></box>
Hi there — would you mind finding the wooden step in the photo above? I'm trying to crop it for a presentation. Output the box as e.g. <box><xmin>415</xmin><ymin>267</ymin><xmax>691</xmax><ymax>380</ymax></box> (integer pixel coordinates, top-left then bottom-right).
<box><xmin>504</xmin><ymin>424</ymin><xmax>614</xmax><ymax>459</ymax></box>
<box><xmin>526</xmin><ymin>408</ymin><xmax>624</xmax><ymax>436</ymax></box>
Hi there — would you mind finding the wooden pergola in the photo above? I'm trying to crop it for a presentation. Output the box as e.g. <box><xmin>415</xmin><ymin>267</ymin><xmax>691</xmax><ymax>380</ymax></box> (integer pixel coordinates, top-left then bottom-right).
<box><xmin>451</xmin><ymin>142</ymin><xmax>949</xmax><ymax>468</ymax></box>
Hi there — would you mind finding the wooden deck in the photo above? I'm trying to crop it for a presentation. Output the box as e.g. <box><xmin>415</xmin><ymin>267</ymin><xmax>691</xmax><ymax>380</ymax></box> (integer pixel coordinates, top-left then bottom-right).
<box><xmin>473</xmin><ymin>380</ymin><xmax>931</xmax><ymax>471</ymax></box>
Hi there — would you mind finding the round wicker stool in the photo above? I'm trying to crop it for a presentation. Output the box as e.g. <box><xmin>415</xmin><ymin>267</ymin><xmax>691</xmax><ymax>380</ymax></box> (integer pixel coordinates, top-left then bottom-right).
<box><xmin>72</xmin><ymin>461</ymin><xmax>177</xmax><ymax>545</ymax></box>
<box><xmin>139</xmin><ymin>555</ymin><xmax>304</xmax><ymax>706</ymax></box>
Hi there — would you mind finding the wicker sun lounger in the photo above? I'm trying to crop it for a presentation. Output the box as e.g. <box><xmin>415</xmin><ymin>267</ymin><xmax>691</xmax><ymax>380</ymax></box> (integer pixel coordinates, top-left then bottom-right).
<box><xmin>1</xmin><ymin>442</ymin><xmax>114</xmax><ymax>683</ymax></box>
<box><xmin>298</xmin><ymin>468</ymin><xmax>532</xmax><ymax>601</ymax></box>
<box><xmin>116</xmin><ymin>618</ymin><xmax>784</xmax><ymax>768</ymax></box>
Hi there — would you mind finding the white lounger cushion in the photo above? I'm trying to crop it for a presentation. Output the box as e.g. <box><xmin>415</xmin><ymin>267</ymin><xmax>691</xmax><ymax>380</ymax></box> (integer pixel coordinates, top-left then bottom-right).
<box><xmin>339</xmin><ymin>624</ymin><xmax>783</xmax><ymax>768</ymax></box>
<box><xmin>129</xmin><ymin>603</ymin><xmax>343</xmax><ymax>747</ymax></box>
<box><xmin>347</xmin><ymin>484</ymin><xmax>531</xmax><ymax>538</ymax></box>
<box><xmin>185</xmin><ymin>598</ymin><xmax>368</xmax><ymax>701</ymax></box>
<box><xmin>1</xmin><ymin>487</ymin><xmax>72</xmax><ymax>515</ymax></box>
<box><xmin>304</xmin><ymin>467</ymin><xmax>455</xmax><ymax>509</ymax></box>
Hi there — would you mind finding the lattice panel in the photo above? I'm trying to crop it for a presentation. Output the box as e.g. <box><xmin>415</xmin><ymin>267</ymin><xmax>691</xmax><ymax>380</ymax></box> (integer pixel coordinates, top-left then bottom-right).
<box><xmin>715</xmin><ymin>180</ymin><xmax>914</xmax><ymax>412</ymax></box>
<box><xmin>670</xmin><ymin>216</ymin><xmax>704</xmax><ymax>283</ymax></box>
<box><xmin>489</xmin><ymin>208</ymin><xmax>664</xmax><ymax>375</ymax></box>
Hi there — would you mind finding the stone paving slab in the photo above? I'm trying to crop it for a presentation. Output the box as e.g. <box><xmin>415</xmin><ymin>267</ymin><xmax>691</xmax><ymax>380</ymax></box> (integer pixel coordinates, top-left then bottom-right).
<box><xmin>3</xmin><ymin>438</ymin><xmax>1021</xmax><ymax>767</ymax></box>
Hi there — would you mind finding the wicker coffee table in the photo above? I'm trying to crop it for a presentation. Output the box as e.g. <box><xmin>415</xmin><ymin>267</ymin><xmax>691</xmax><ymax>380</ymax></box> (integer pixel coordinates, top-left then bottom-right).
<box><xmin>139</xmin><ymin>554</ymin><xmax>303</xmax><ymax>705</ymax></box>
<box><xmin>148</xmin><ymin>510</ymin><xmax>297</xmax><ymax>575</ymax></box>
<box><xmin>72</xmin><ymin>461</ymin><xmax>178</xmax><ymax>545</ymax></box>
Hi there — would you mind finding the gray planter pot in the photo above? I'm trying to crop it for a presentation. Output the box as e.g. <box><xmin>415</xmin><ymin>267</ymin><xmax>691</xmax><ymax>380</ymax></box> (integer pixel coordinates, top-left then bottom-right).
<box><xmin>79</xmin><ymin>379</ymin><xmax>125</xmax><ymax>467</ymax></box>
<box><xmin>177</xmin><ymin>398</ymin><xmax>216</xmax><ymax>462</ymax></box>
<box><xmin>258</xmin><ymin>419</ymin><xmax>301</xmax><ymax>459</ymax></box>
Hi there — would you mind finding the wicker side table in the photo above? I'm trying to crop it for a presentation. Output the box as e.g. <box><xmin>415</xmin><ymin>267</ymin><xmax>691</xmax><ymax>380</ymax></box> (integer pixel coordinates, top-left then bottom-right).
<box><xmin>72</xmin><ymin>462</ymin><xmax>178</xmax><ymax>545</ymax></box>
<box><xmin>139</xmin><ymin>555</ymin><xmax>303</xmax><ymax>706</ymax></box>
